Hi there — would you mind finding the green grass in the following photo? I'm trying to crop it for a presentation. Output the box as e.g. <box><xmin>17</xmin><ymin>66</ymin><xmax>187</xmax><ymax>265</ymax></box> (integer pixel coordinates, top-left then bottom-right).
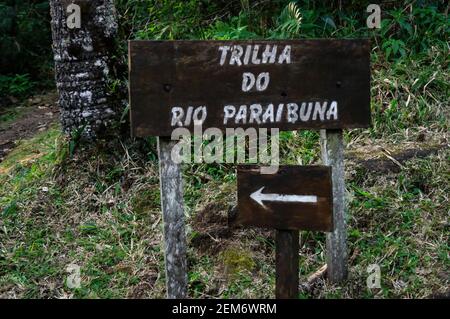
<box><xmin>0</xmin><ymin>127</ymin><xmax>166</xmax><ymax>298</ymax></box>
<box><xmin>0</xmin><ymin>108</ymin><xmax>21</xmax><ymax>125</ymax></box>
<box><xmin>0</xmin><ymin>74</ymin><xmax>35</xmax><ymax>99</ymax></box>
<box><xmin>0</xmin><ymin>0</ymin><xmax>449</xmax><ymax>299</ymax></box>
<box><xmin>0</xmin><ymin>111</ymin><xmax>448</xmax><ymax>299</ymax></box>
<box><xmin>1</xmin><ymin>47</ymin><xmax>448</xmax><ymax>300</ymax></box>
<box><xmin>0</xmin><ymin>106</ymin><xmax>27</xmax><ymax>130</ymax></box>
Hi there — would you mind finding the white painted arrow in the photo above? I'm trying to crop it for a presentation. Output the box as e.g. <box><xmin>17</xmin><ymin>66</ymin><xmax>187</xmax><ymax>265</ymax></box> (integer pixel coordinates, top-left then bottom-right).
<box><xmin>250</xmin><ymin>187</ymin><xmax>317</xmax><ymax>208</ymax></box>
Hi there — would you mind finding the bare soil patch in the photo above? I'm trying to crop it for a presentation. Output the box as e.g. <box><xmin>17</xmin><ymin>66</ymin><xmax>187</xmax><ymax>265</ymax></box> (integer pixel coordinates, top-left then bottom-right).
<box><xmin>0</xmin><ymin>91</ymin><xmax>59</xmax><ymax>161</ymax></box>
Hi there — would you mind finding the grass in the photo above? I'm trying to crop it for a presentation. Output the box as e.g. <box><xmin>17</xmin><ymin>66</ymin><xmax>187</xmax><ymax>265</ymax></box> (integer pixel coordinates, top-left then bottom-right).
<box><xmin>0</xmin><ymin>112</ymin><xmax>448</xmax><ymax>298</ymax></box>
<box><xmin>0</xmin><ymin>108</ymin><xmax>21</xmax><ymax>126</ymax></box>
<box><xmin>0</xmin><ymin>107</ymin><xmax>26</xmax><ymax>131</ymax></box>
<box><xmin>1</xmin><ymin>67</ymin><xmax>448</xmax><ymax>300</ymax></box>
<box><xmin>0</xmin><ymin>1</ymin><xmax>449</xmax><ymax>299</ymax></box>
<box><xmin>0</xmin><ymin>127</ymin><xmax>164</xmax><ymax>298</ymax></box>
<box><xmin>369</xmin><ymin>45</ymin><xmax>449</xmax><ymax>140</ymax></box>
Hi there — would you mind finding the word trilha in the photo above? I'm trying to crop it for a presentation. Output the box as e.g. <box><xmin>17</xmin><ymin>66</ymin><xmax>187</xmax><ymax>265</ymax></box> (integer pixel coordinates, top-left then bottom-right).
<box><xmin>219</xmin><ymin>45</ymin><xmax>292</xmax><ymax>66</ymax></box>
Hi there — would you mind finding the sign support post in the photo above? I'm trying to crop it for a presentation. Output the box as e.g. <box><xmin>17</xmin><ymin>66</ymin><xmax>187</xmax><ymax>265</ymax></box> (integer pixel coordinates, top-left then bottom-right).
<box><xmin>320</xmin><ymin>129</ymin><xmax>348</xmax><ymax>283</ymax></box>
<box><xmin>235</xmin><ymin>165</ymin><xmax>334</xmax><ymax>298</ymax></box>
<box><xmin>157</xmin><ymin>136</ymin><xmax>188</xmax><ymax>298</ymax></box>
<box><xmin>275</xmin><ymin>230</ymin><xmax>299</xmax><ymax>299</ymax></box>
<box><xmin>129</xmin><ymin>39</ymin><xmax>371</xmax><ymax>296</ymax></box>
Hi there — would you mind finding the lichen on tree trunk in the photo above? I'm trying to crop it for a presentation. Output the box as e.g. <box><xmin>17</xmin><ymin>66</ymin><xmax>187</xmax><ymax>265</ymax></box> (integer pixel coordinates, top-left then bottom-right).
<box><xmin>50</xmin><ymin>0</ymin><xmax>119</xmax><ymax>139</ymax></box>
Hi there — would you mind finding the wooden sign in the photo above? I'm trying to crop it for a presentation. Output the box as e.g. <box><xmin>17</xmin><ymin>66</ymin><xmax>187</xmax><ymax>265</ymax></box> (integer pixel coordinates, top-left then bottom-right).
<box><xmin>234</xmin><ymin>165</ymin><xmax>333</xmax><ymax>231</ymax></box>
<box><xmin>129</xmin><ymin>39</ymin><xmax>371</xmax><ymax>137</ymax></box>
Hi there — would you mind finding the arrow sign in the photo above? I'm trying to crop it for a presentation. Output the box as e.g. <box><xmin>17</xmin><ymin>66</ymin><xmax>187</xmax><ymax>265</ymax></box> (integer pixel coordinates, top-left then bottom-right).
<box><xmin>233</xmin><ymin>165</ymin><xmax>334</xmax><ymax>231</ymax></box>
<box><xmin>250</xmin><ymin>187</ymin><xmax>318</xmax><ymax>208</ymax></box>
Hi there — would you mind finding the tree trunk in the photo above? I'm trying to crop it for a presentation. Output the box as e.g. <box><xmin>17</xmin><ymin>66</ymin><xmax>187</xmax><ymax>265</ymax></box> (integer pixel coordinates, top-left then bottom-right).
<box><xmin>49</xmin><ymin>0</ymin><xmax>119</xmax><ymax>139</ymax></box>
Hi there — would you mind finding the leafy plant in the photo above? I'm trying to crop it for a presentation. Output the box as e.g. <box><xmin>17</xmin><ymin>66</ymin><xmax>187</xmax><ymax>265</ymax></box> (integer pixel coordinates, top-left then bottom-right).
<box><xmin>0</xmin><ymin>1</ymin><xmax>52</xmax><ymax>80</ymax></box>
<box><xmin>270</xmin><ymin>2</ymin><xmax>303</xmax><ymax>39</ymax></box>
<box><xmin>208</xmin><ymin>14</ymin><xmax>259</xmax><ymax>40</ymax></box>
<box><xmin>382</xmin><ymin>39</ymin><xmax>407</xmax><ymax>60</ymax></box>
<box><xmin>0</xmin><ymin>74</ymin><xmax>34</xmax><ymax>97</ymax></box>
<box><xmin>69</xmin><ymin>124</ymin><xmax>87</xmax><ymax>157</ymax></box>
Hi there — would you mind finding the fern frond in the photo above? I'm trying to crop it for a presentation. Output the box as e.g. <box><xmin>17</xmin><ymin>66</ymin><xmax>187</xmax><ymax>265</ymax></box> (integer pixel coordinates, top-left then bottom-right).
<box><xmin>287</xmin><ymin>2</ymin><xmax>302</xmax><ymax>24</ymax></box>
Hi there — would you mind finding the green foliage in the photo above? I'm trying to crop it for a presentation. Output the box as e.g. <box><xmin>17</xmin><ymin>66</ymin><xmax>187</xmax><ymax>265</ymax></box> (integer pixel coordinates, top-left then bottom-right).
<box><xmin>131</xmin><ymin>187</ymin><xmax>160</xmax><ymax>215</ymax></box>
<box><xmin>123</xmin><ymin>0</ymin><xmax>448</xmax><ymax>63</ymax></box>
<box><xmin>0</xmin><ymin>1</ymin><xmax>52</xmax><ymax>80</ymax></box>
<box><xmin>207</xmin><ymin>14</ymin><xmax>259</xmax><ymax>40</ymax></box>
<box><xmin>2</xmin><ymin>201</ymin><xmax>18</xmax><ymax>218</ymax></box>
<box><xmin>379</xmin><ymin>4</ymin><xmax>449</xmax><ymax>60</ymax></box>
<box><xmin>370</xmin><ymin>45</ymin><xmax>449</xmax><ymax>138</ymax></box>
<box><xmin>220</xmin><ymin>247</ymin><xmax>255</xmax><ymax>277</ymax></box>
<box><xmin>270</xmin><ymin>2</ymin><xmax>303</xmax><ymax>39</ymax></box>
<box><xmin>69</xmin><ymin>125</ymin><xmax>87</xmax><ymax>157</ymax></box>
<box><xmin>0</xmin><ymin>74</ymin><xmax>34</xmax><ymax>97</ymax></box>
<box><xmin>0</xmin><ymin>0</ymin><xmax>449</xmax><ymax>299</ymax></box>
<box><xmin>1</xmin><ymin>0</ymin><xmax>445</xmax><ymax>98</ymax></box>
<box><xmin>124</xmin><ymin>0</ymin><xmax>231</xmax><ymax>40</ymax></box>
<box><xmin>382</xmin><ymin>39</ymin><xmax>407</xmax><ymax>60</ymax></box>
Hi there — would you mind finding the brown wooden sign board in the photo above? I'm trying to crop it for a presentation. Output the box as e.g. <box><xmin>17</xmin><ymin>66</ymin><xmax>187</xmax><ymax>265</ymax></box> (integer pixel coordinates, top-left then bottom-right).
<box><xmin>234</xmin><ymin>165</ymin><xmax>333</xmax><ymax>231</ymax></box>
<box><xmin>129</xmin><ymin>39</ymin><xmax>371</xmax><ymax>137</ymax></box>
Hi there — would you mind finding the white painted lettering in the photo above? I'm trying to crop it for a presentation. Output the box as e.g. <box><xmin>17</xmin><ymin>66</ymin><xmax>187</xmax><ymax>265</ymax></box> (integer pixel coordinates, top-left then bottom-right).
<box><xmin>262</xmin><ymin>45</ymin><xmax>277</xmax><ymax>64</ymax></box>
<box><xmin>243</xmin><ymin>45</ymin><xmax>252</xmax><ymax>65</ymax></box>
<box><xmin>184</xmin><ymin>106</ymin><xmax>193</xmax><ymax>126</ymax></box>
<box><xmin>235</xmin><ymin>105</ymin><xmax>247</xmax><ymax>124</ymax></box>
<box><xmin>287</xmin><ymin>103</ymin><xmax>298</xmax><ymax>123</ymax></box>
<box><xmin>193</xmin><ymin>106</ymin><xmax>207</xmax><ymax>125</ymax></box>
<box><xmin>256</xmin><ymin>72</ymin><xmax>270</xmax><ymax>91</ymax></box>
<box><xmin>278</xmin><ymin>45</ymin><xmax>291</xmax><ymax>64</ymax></box>
<box><xmin>327</xmin><ymin>101</ymin><xmax>338</xmax><ymax>120</ymax></box>
<box><xmin>276</xmin><ymin>104</ymin><xmax>284</xmax><ymax>122</ymax></box>
<box><xmin>223</xmin><ymin>105</ymin><xmax>236</xmax><ymax>124</ymax></box>
<box><xmin>312</xmin><ymin>101</ymin><xmax>327</xmax><ymax>121</ymax></box>
<box><xmin>299</xmin><ymin>102</ymin><xmax>312</xmax><ymax>121</ymax></box>
<box><xmin>230</xmin><ymin>45</ymin><xmax>244</xmax><ymax>66</ymax></box>
<box><xmin>171</xmin><ymin>107</ymin><xmax>184</xmax><ymax>126</ymax></box>
<box><xmin>251</xmin><ymin>45</ymin><xmax>261</xmax><ymax>64</ymax></box>
<box><xmin>262</xmin><ymin>104</ymin><xmax>275</xmax><ymax>123</ymax></box>
<box><xmin>249</xmin><ymin>104</ymin><xmax>263</xmax><ymax>124</ymax></box>
<box><xmin>242</xmin><ymin>72</ymin><xmax>256</xmax><ymax>92</ymax></box>
<box><xmin>218</xmin><ymin>46</ymin><xmax>230</xmax><ymax>66</ymax></box>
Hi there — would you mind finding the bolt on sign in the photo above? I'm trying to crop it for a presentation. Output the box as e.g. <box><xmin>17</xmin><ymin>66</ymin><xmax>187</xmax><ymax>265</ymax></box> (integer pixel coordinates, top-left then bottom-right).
<box><xmin>233</xmin><ymin>165</ymin><xmax>333</xmax><ymax>231</ymax></box>
<box><xmin>129</xmin><ymin>39</ymin><xmax>371</xmax><ymax>137</ymax></box>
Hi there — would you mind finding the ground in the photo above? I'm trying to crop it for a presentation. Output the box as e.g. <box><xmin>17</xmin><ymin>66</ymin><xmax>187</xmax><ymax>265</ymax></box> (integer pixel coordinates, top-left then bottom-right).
<box><xmin>0</xmin><ymin>89</ymin><xmax>448</xmax><ymax>299</ymax></box>
<box><xmin>1</xmin><ymin>0</ymin><xmax>448</xmax><ymax>300</ymax></box>
<box><xmin>0</xmin><ymin>51</ymin><xmax>449</xmax><ymax>300</ymax></box>
<box><xmin>0</xmin><ymin>92</ymin><xmax>59</xmax><ymax>161</ymax></box>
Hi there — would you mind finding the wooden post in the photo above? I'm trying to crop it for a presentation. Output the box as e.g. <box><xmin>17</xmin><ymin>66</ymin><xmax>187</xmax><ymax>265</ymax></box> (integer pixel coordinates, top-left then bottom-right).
<box><xmin>320</xmin><ymin>129</ymin><xmax>348</xmax><ymax>283</ymax></box>
<box><xmin>157</xmin><ymin>136</ymin><xmax>188</xmax><ymax>298</ymax></box>
<box><xmin>275</xmin><ymin>230</ymin><xmax>299</xmax><ymax>299</ymax></box>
